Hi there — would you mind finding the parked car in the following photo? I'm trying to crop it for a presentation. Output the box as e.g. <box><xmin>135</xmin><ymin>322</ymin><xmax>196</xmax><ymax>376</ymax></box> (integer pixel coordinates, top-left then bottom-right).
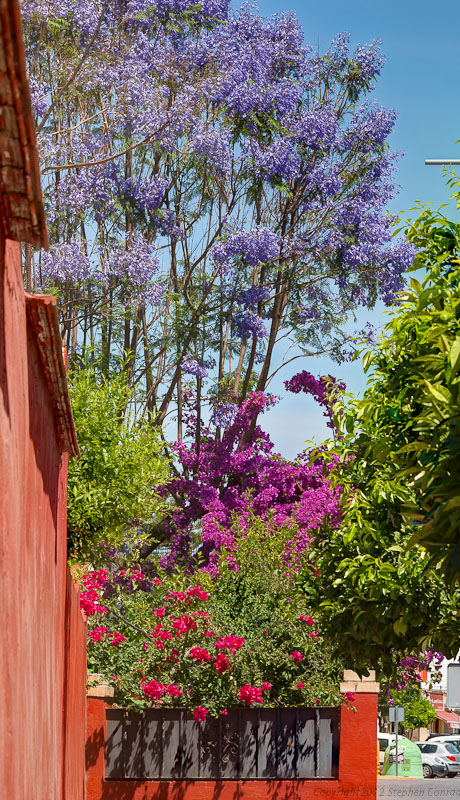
<box><xmin>429</xmin><ymin>735</ymin><xmax>460</xmax><ymax>751</ymax></box>
<box><xmin>416</xmin><ymin>741</ymin><xmax>460</xmax><ymax>778</ymax></box>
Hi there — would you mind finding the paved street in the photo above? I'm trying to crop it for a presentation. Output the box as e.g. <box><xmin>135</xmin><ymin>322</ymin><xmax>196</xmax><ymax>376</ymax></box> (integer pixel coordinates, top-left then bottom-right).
<box><xmin>378</xmin><ymin>778</ymin><xmax>460</xmax><ymax>799</ymax></box>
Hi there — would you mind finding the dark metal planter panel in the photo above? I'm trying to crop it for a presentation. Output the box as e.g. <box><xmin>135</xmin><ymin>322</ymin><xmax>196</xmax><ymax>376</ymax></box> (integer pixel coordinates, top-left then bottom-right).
<box><xmin>105</xmin><ymin>706</ymin><xmax>339</xmax><ymax>781</ymax></box>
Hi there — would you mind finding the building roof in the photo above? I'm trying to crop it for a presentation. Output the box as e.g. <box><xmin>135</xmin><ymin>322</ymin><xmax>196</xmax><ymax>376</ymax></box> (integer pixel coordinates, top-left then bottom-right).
<box><xmin>0</xmin><ymin>0</ymin><xmax>47</xmax><ymax>248</ymax></box>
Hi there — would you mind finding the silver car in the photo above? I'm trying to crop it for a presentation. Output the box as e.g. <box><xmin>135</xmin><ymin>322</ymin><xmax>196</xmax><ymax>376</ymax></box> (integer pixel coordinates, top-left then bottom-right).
<box><xmin>417</xmin><ymin>741</ymin><xmax>460</xmax><ymax>778</ymax></box>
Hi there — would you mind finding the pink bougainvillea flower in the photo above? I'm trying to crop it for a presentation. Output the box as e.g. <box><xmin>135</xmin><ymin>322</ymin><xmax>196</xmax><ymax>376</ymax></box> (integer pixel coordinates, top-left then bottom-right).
<box><xmin>186</xmin><ymin>585</ymin><xmax>210</xmax><ymax>601</ymax></box>
<box><xmin>238</xmin><ymin>685</ymin><xmax>263</xmax><ymax>706</ymax></box>
<box><xmin>193</xmin><ymin>706</ymin><xmax>208</xmax><ymax>721</ymax></box>
<box><xmin>296</xmin><ymin>682</ymin><xmax>305</xmax><ymax>689</ymax></box>
<box><xmin>221</xmin><ymin>709</ymin><xmax>228</xmax><ymax>716</ymax></box>
<box><xmin>308</xmin><ymin>631</ymin><xmax>319</xmax><ymax>638</ymax></box>
<box><xmin>153</xmin><ymin>578</ymin><xmax>162</xmax><ymax>586</ymax></box>
<box><xmin>142</xmin><ymin>679</ymin><xmax>164</xmax><ymax>702</ymax></box>
<box><xmin>215</xmin><ymin>635</ymin><xmax>245</xmax><ymax>653</ymax></box>
<box><xmin>316</xmin><ymin>698</ymin><xmax>321</xmax><ymax>705</ymax></box>
<box><xmin>299</xmin><ymin>615</ymin><xmax>314</xmax><ymax>625</ymax></box>
<box><xmin>345</xmin><ymin>691</ymin><xmax>356</xmax><ymax>702</ymax></box>
<box><xmin>290</xmin><ymin>650</ymin><xmax>303</xmax><ymax>662</ymax></box>
<box><xmin>89</xmin><ymin>626</ymin><xmax>108</xmax><ymax>642</ymax></box>
<box><xmin>154</xmin><ymin>607</ymin><xmax>166</xmax><ymax>617</ymax></box>
<box><xmin>214</xmin><ymin>653</ymin><xmax>231</xmax><ymax>673</ymax></box>
<box><xmin>189</xmin><ymin>646</ymin><xmax>212</xmax><ymax>664</ymax></box>
<box><xmin>172</xmin><ymin>615</ymin><xmax>197</xmax><ymax>636</ymax></box>
<box><xmin>164</xmin><ymin>684</ymin><xmax>183</xmax><ymax>697</ymax></box>
<box><xmin>111</xmin><ymin>632</ymin><xmax>126</xmax><ymax>647</ymax></box>
<box><xmin>238</xmin><ymin>682</ymin><xmax>271</xmax><ymax>706</ymax></box>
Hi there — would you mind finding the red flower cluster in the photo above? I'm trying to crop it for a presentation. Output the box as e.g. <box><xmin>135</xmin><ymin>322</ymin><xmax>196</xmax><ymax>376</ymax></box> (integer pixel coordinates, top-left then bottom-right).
<box><xmin>141</xmin><ymin>679</ymin><xmax>183</xmax><ymax>702</ymax></box>
<box><xmin>89</xmin><ymin>626</ymin><xmax>108</xmax><ymax>642</ymax></box>
<box><xmin>166</xmin><ymin>586</ymin><xmax>210</xmax><ymax>604</ymax></box>
<box><xmin>130</xmin><ymin>569</ymin><xmax>145</xmax><ymax>582</ymax></box>
<box><xmin>189</xmin><ymin>646</ymin><xmax>211</xmax><ymax>664</ymax></box>
<box><xmin>299</xmin><ymin>615</ymin><xmax>314</xmax><ymax>625</ymax></box>
<box><xmin>193</xmin><ymin>706</ymin><xmax>208</xmax><ymax>721</ymax></box>
<box><xmin>238</xmin><ymin>682</ymin><xmax>271</xmax><ymax>706</ymax></box>
<box><xmin>149</xmin><ymin>624</ymin><xmax>174</xmax><ymax>650</ymax></box>
<box><xmin>80</xmin><ymin>570</ymin><xmax>109</xmax><ymax>617</ymax></box>
<box><xmin>214</xmin><ymin>653</ymin><xmax>231</xmax><ymax>673</ymax></box>
<box><xmin>186</xmin><ymin>585</ymin><xmax>209</xmax><ymax>601</ymax></box>
<box><xmin>80</xmin><ymin>588</ymin><xmax>107</xmax><ymax>617</ymax></box>
<box><xmin>171</xmin><ymin>615</ymin><xmax>198</xmax><ymax>636</ymax></box>
<box><xmin>89</xmin><ymin>626</ymin><xmax>125</xmax><ymax>647</ymax></box>
<box><xmin>290</xmin><ymin>650</ymin><xmax>303</xmax><ymax>662</ymax></box>
<box><xmin>215</xmin><ymin>635</ymin><xmax>245</xmax><ymax>653</ymax></box>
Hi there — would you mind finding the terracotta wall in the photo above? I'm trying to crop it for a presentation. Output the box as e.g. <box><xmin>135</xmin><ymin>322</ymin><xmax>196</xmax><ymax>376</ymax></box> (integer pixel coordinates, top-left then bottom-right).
<box><xmin>86</xmin><ymin>692</ymin><xmax>378</xmax><ymax>800</ymax></box>
<box><xmin>0</xmin><ymin>232</ymin><xmax>87</xmax><ymax>800</ymax></box>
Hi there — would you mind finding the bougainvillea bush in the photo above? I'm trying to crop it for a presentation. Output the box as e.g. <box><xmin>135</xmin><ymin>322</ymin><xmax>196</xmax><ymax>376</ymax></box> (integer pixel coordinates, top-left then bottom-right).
<box><xmin>82</xmin><ymin>516</ymin><xmax>347</xmax><ymax>716</ymax></box>
<box><xmin>144</xmin><ymin>379</ymin><xmax>342</xmax><ymax>569</ymax></box>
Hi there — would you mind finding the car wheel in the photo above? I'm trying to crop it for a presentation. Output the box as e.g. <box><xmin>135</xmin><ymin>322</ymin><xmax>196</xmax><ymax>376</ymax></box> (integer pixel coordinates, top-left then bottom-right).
<box><xmin>423</xmin><ymin>764</ymin><xmax>433</xmax><ymax>778</ymax></box>
<box><xmin>448</xmin><ymin>773</ymin><xmax>457</xmax><ymax>778</ymax></box>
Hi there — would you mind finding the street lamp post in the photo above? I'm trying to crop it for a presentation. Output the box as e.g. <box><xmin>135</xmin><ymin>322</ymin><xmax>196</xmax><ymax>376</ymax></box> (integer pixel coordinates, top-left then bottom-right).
<box><xmin>425</xmin><ymin>159</ymin><xmax>460</xmax><ymax>165</ymax></box>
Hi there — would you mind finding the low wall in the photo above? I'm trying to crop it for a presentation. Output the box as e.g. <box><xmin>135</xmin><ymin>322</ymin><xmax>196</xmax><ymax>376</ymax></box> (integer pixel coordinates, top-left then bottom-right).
<box><xmin>86</xmin><ymin>674</ymin><xmax>378</xmax><ymax>800</ymax></box>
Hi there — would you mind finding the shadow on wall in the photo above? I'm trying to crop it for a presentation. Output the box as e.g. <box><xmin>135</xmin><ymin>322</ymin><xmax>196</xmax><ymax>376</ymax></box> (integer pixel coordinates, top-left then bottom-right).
<box><xmin>27</xmin><ymin>329</ymin><xmax>60</xmax><ymax>538</ymax></box>
<box><xmin>86</xmin><ymin>725</ymin><xmax>106</xmax><ymax>770</ymax></box>
<box><xmin>97</xmin><ymin>781</ymin><xmax>311</xmax><ymax>800</ymax></box>
<box><xmin>0</xmin><ymin>243</ymin><xmax>10</xmax><ymax>418</ymax></box>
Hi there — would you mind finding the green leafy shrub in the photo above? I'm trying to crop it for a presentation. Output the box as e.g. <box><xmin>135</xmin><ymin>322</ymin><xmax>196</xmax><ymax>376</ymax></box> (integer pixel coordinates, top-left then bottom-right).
<box><xmin>67</xmin><ymin>364</ymin><xmax>169</xmax><ymax>559</ymax></box>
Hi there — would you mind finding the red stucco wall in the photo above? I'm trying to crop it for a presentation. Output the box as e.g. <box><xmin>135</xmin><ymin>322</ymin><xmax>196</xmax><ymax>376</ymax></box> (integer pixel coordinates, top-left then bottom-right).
<box><xmin>0</xmin><ymin>231</ymin><xmax>87</xmax><ymax>800</ymax></box>
<box><xmin>86</xmin><ymin>692</ymin><xmax>378</xmax><ymax>800</ymax></box>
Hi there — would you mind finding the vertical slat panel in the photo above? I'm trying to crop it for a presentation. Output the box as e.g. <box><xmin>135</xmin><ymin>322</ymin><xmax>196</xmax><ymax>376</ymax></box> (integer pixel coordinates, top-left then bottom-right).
<box><xmin>143</xmin><ymin>709</ymin><xmax>163</xmax><ymax>778</ymax></box>
<box><xmin>296</xmin><ymin>708</ymin><xmax>316</xmax><ymax>778</ymax></box>
<box><xmin>277</xmin><ymin>708</ymin><xmax>297</xmax><ymax>778</ymax></box>
<box><xmin>105</xmin><ymin>709</ymin><xmax>124</xmax><ymax>779</ymax></box>
<box><xmin>181</xmin><ymin>713</ymin><xmax>200</xmax><ymax>778</ymax></box>
<box><xmin>329</xmin><ymin>708</ymin><xmax>340</xmax><ymax>778</ymax></box>
<box><xmin>199</xmin><ymin>715</ymin><xmax>221</xmax><ymax>778</ymax></box>
<box><xmin>258</xmin><ymin>708</ymin><xmax>278</xmax><ymax>778</ymax></box>
<box><xmin>317</xmin><ymin>710</ymin><xmax>333</xmax><ymax>778</ymax></box>
<box><xmin>124</xmin><ymin>712</ymin><xmax>144</xmax><ymax>778</ymax></box>
<box><xmin>104</xmin><ymin>705</ymin><xmax>340</xmax><ymax>780</ymax></box>
<box><xmin>162</xmin><ymin>709</ymin><xmax>182</xmax><ymax>778</ymax></box>
<box><xmin>239</xmin><ymin>708</ymin><xmax>258</xmax><ymax>779</ymax></box>
<box><xmin>220</xmin><ymin>710</ymin><xmax>241</xmax><ymax>778</ymax></box>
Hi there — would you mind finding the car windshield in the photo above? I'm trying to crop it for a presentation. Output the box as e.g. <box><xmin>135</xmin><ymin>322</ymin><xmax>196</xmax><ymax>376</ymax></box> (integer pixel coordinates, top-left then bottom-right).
<box><xmin>445</xmin><ymin>744</ymin><xmax>459</xmax><ymax>754</ymax></box>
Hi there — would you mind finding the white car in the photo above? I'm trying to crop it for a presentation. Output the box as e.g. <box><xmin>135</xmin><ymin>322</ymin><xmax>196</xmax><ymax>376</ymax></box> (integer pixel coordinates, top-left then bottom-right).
<box><xmin>417</xmin><ymin>741</ymin><xmax>460</xmax><ymax>778</ymax></box>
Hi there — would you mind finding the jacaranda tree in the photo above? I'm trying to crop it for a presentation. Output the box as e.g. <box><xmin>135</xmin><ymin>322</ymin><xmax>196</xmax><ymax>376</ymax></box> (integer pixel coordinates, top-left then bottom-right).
<box><xmin>23</xmin><ymin>0</ymin><xmax>414</xmax><ymax>451</ymax></box>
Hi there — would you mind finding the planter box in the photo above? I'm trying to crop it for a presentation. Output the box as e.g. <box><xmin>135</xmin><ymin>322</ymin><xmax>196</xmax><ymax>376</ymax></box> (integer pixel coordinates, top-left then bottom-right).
<box><xmin>105</xmin><ymin>707</ymin><xmax>339</xmax><ymax>781</ymax></box>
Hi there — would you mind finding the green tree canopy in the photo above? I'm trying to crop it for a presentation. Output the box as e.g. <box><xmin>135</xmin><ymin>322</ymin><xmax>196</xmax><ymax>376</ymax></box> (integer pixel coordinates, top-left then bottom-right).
<box><xmin>304</xmin><ymin>190</ymin><xmax>460</xmax><ymax>675</ymax></box>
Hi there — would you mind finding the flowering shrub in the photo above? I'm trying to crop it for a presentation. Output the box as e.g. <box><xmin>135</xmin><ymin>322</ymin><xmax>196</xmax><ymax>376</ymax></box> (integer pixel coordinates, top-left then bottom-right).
<box><xmin>84</xmin><ymin>517</ymin><xmax>346</xmax><ymax>715</ymax></box>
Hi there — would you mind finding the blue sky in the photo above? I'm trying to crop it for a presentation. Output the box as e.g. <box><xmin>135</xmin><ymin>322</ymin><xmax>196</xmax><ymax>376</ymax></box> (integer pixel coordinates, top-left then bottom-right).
<box><xmin>254</xmin><ymin>0</ymin><xmax>460</xmax><ymax>457</ymax></box>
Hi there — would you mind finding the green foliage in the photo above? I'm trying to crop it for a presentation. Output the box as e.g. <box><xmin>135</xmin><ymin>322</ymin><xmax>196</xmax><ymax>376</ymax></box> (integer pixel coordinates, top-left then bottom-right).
<box><xmin>382</xmin><ymin>687</ymin><xmax>437</xmax><ymax>733</ymax></box>
<box><xmin>303</xmin><ymin>191</ymin><xmax>460</xmax><ymax>675</ymax></box>
<box><xmin>86</xmin><ymin>515</ymin><xmax>345</xmax><ymax>713</ymax></box>
<box><xmin>67</xmin><ymin>363</ymin><xmax>169</xmax><ymax>560</ymax></box>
